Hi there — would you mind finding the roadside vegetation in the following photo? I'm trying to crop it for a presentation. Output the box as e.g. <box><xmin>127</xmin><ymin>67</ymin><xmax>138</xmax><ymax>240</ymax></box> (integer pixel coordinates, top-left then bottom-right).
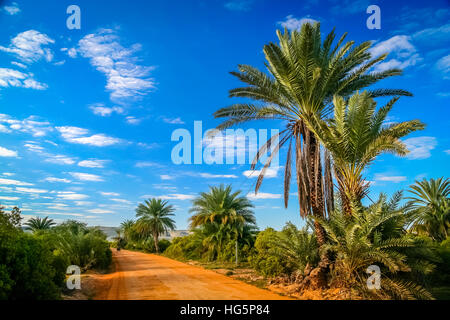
<box><xmin>0</xmin><ymin>209</ymin><xmax>112</xmax><ymax>300</ymax></box>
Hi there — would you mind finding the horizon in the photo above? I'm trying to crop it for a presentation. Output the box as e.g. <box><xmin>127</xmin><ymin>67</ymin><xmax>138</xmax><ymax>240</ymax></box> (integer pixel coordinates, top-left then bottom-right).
<box><xmin>0</xmin><ymin>0</ymin><xmax>449</xmax><ymax>230</ymax></box>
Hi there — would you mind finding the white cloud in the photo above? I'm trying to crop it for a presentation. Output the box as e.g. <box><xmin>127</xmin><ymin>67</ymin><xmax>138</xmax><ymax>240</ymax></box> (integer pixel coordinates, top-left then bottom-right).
<box><xmin>243</xmin><ymin>167</ymin><xmax>280</xmax><ymax>178</ymax></box>
<box><xmin>125</xmin><ymin>116</ymin><xmax>142</xmax><ymax>125</ymax></box>
<box><xmin>445</xmin><ymin>150</ymin><xmax>450</xmax><ymax>155</ymax></box>
<box><xmin>78</xmin><ymin>159</ymin><xmax>107</xmax><ymax>168</ymax></box>
<box><xmin>199</xmin><ymin>173</ymin><xmax>238</xmax><ymax>179</ymax></box>
<box><xmin>0</xmin><ymin>68</ymin><xmax>47</xmax><ymax>90</ymax></box>
<box><xmin>56</xmin><ymin>126</ymin><xmax>122</xmax><ymax>147</ymax></box>
<box><xmin>77</xmin><ymin>29</ymin><xmax>155</xmax><ymax>102</ymax></box>
<box><xmin>110</xmin><ymin>198</ymin><xmax>131</xmax><ymax>204</ymax></box>
<box><xmin>69</xmin><ymin>172</ymin><xmax>104</xmax><ymax>182</ymax></box>
<box><xmin>0</xmin><ymin>146</ymin><xmax>18</xmax><ymax>157</ymax></box>
<box><xmin>99</xmin><ymin>191</ymin><xmax>120</xmax><ymax>196</ymax></box>
<box><xmin>87</xmin><ymin>208</ymin><xmax>113</xmax><ymax>214</ymax></box>
<box><xmin>436</xmin><ymin>54</ymin><xmax>450</xmax><ymax>78</ymax></box>
<box><xmin>16</xmin><ymin>187</ymin><xmax>47</xmax><ymax>193</ymax></box>
<box><xmin>141</xmin><ymin>193</ymin><xmax>195</xmax><ymax>201</ymax></box>
<box><xmin>44</xmin><ymin>177</ymin><xmax>72</xmax><ymax>183</ymax></box>
<box><xmin>162</xmin><ymin>117</ymin><xmax>184</xmax><ymax>124</ymax></box>
<box><xmin>0</xmin><ymin>30</ymin><xmax>54</xmax><ymax>63</ymax></box>
<box><xmin>160</xmin><ymin>174</ymin><xmax>174</xmax><ymax>180</ymax></box>
<box><xmin>277</xmin><ymin>15</ymin><xmax>318</xmax><ymax>31</ymax></box>
<box><xmin>137</xmin><ymin>142</ymin><xmax>158</xmax><ymax>149</ymax></box>
<box><xmin>247</xmin><ymin>192</ymin><xmax>281</xmax><ymax>200</ymax></box>
<box><xmin>135</xmin><ymin>161</ymin><xmax>160</xmax><ymax>168</ymax></box>
<box><xmin>0</xmin><ymin>178</ymin><xmax>33</xmax><ymax>186</ymax></box>
<box><xmin>56</xmin><ymin>191</ymin><xmax>88</xmax><ymax>200</ymax></box>
<box><xmin>11</xmin><ymin>61</ymin><xmax>26</xmax><ymax>68</ymax></box>
<box><xmin>45</xmin><ymin>154</ymin><xmax>76</xmax><ymax>165</ymax></box>
<box><xmin>0</xmin><ymin>114</ymin><xmax>53</xmax><ymax>136</ymax></box>
<box><xmin>370</xmin><ymin>35</ymin><xmax>421</xmax><ymax>72</ymax></box>
<box><xmin>3</xmin><ymin>2</ymin><xmax>21</xmax><ymax>15</ymax></box>
<box><xmin>89</xmin><ymin>103</ymin><xmax>124</xmax><ymax>116</ymax></box>
<box><xmin>2</xmin><ymin>172</ymin><xmax>14</xmax><ymax>176</ymax></box>
<box><xmin>403</xmin><ymin>136</ymin><xmax>437</xmax><ymax>160</ymax></box>
<box><xmin>0</xmin><ymin>196</ymin><xmax>20</xmax><ymax>201</ymax></box>
<box><xmin>61</xmin><ymin>47</ymin><xmax>77</xmax><ymax>58</ymax></box>
<box><xmin>373</xmin><ymin>174</ymin><xmax>407</xmax><ymax>183</ymax></box>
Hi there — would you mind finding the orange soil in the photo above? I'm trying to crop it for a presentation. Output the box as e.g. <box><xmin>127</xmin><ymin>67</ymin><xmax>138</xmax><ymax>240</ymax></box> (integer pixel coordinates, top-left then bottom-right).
<box><xmin>93</xmin><ymin>249</ymin><xmax>291</xmax><ymax>300</ymax></box>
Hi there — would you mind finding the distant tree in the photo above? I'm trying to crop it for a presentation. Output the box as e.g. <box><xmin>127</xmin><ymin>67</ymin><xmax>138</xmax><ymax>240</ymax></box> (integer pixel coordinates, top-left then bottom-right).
<box><xmin>135</xmin><ymin>199</ymin><xmax>176</xmax><ymax>253</ymax></box>
<box><xmin>24</xmin><ymin>217</ymin><xmax>56</xmax><ymax>232</ymax></box>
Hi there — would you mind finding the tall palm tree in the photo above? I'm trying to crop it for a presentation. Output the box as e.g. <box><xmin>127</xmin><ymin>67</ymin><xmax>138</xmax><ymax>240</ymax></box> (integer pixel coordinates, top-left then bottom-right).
<box><xmin>24</xmin><ymin>216</ymin><xmax>56</xmax><ymax>232</ymax></box>
<box><xmin>214</xmin><ymin>23</ymin><xmax>411</xmax><ymax>247</ymax></box>
<box><xmin>406</xmin><ymin>178</ymin><xmax>450</xmax><ymax>242</ymax></box>
<box><xmin>135</xmin><ymin>199</ymin><xmax>176</xmax><ymax>253</ymax></box>
<box><xmin>190</xmin><ymin>185</ymin><xmax>256</xmax><ymax>262</ymax></box>
<box><xmin>309</xmin><ymin>91</ymin><xmax>424</xmax><ymax>214</ymax></box>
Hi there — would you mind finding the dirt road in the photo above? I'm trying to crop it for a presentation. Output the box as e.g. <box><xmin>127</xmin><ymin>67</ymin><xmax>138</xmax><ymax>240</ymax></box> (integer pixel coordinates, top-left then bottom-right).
<box><xmin>95</xmin><ymin>249</ymin><xmax>289</xmax><ymax>300</ymax></box>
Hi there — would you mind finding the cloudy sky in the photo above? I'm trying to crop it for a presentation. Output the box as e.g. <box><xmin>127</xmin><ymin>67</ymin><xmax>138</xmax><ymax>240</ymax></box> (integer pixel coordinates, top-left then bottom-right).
<box><xmin>0</xmin><ymin>0</ymin><xmax>449</xmax><ymax>229</ymax></box>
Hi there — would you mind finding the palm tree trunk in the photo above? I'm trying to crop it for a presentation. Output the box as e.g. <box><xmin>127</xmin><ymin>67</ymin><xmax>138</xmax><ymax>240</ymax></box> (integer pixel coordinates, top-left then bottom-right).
<box><xmin>154</xmin><ymin>233</ymin><xmax>159</xmax><ymax>253</ymax></box>
<box><xmin>296</xmin><ymin>127</ymin><xmax>329</xmax><ymax>289</ymax></box>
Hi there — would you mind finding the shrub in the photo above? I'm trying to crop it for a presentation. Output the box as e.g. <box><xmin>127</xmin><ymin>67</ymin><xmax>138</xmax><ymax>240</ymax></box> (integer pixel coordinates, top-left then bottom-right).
<box><xmin>158</xmin><ymin>239</ymin><xmax>171</xmax><ymax>253</ymax></box>
<box><xmin>249</xmin><ymin>228</ymin><xmax>287</xmax><ymax>277</ymax></box>
<box><xmin>0</xmin><ymin>221</ymin><xmax>64</xmax><ymax>299</ymax></box>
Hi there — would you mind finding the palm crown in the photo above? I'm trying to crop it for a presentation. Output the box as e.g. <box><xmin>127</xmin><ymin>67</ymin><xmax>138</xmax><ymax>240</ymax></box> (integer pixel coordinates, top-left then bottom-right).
<box><xmin>189</xmin><ymin>184</ymin><xmax>256</xmax><ymax>230</ymax></box>
<box><xmin>309</xmin><ymin>91</ymin><xmax>424</xmax><ymax>213</ymax></box>
<box><xmin>135</xmin><ymin>198</ymin><xmax>176</xmax><ymax>252</ymax></box>
<box><xmin>24</xmin><ymin>216</ymin><xmax>56</xmax><ymax>232</ymax></box>
<box><xmin>214</xmin><ymin>23</ymin><xmax>411</xmax><ymax>226</ymax></box>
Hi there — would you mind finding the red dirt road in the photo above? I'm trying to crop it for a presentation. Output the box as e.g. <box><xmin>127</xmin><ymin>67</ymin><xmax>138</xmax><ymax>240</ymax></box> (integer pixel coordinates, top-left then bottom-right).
<box><xmin>95</xmin><ymin>249</ymin><xmax>290</xmax><ymax>300</ymax></box>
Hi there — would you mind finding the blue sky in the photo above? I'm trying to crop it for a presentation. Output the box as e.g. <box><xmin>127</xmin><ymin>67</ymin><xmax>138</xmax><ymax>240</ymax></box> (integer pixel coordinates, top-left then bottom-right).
<box><xmin>0</xmin><ymin>0</ymin><xmax>449</xmax><ymax>229</ymax></box>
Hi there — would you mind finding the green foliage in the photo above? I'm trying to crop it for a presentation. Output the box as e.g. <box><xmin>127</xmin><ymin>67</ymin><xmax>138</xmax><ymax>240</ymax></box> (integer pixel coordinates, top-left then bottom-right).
<box><xmin>249</xmin><ymin>228</ymin><xmax>286</xmax><ymax>277</ymax></box>
<box><xmin>24</xmin><ymin>216</ymin><xmax>56</xmax><ymax>232</ymax></box>
<box><xmin>249</xmin><ymin>224</ymin><xmax>319</xmax><ymax>277</ymax></box>
<box><xmin>315</xmin><ymin>193</ymin><xmax>435</xmax><ymax>300</ymax></box>
<box><xmin>135</xmin><ymin>198</ymin><xmax>176</xmax><ymax>253</ymax></box>
<box><xmin>164</xmin><ymin>233</ymin><xmax>204</xmax><ymax>261</ymax></box>
<box><xmin>213</xmin><ymin>22</ymin><xmax>411</xmax><ymax>216</ymax></box>
<box><xmin>0</xmin><ymin>208</ymin><xmax>63</xmax><ymax>300</ymax></box>
<box><xmin>158</xmin><ymin>239</ymin><xmax>171</xmax><ymax>253</ymax></box>
<box><xmin>407</xmin><ymin>178</ymin><xmax>450</xmax><ymax>242</ymax></box>
<box><xmin>309</xmin><ymin>92</ymin><xmax>424</xmax><ymax>212</ymax></box>
<box><xmin>42</xmin><ymin>220</ymin><xmax>112</xmax><ymax>271</ymax></box>
<box><xmin>188</xmin><ymin>185</ymin><xmax>257</xmax><ymax>261</ymax></box>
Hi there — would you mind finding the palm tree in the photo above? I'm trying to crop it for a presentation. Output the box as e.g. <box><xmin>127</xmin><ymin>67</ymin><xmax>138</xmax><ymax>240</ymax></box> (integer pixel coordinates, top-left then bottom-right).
<box><xmin>314</xmin><ymin>193</ymin><xmax>434</xmax><ymax>300</ymax></box>
<box><xmin>189</xmin><ymin>185</ymin><xmax>256</xmax><ymax>262</ymax></box>
<box><xmin>309</xmin><ymin>91</ymin><xmax>424</xmax><ymax>215</ymax></box>
<box><xmin>214</xmin><ymin>23</ymin><xmax>411</xmax><ymax>248</ymax></box>
<box><xmin>135</xmin><ymin>199</ymin><xmax>176</xmax><ymax>253</ymax></box>
<box><xmin>24</xmin><ymin>216</ymin><xmax>56</xmax><ymax>232</ymax></box>
<box><xmin>120</xmin><ymin>219</ymin><xmax>136</xmax><ymax>242</ymax></box>
<box><xmin>406</xmin><ymin>178</ymin><xmax>450</xmax><ymax>242</ymax></box>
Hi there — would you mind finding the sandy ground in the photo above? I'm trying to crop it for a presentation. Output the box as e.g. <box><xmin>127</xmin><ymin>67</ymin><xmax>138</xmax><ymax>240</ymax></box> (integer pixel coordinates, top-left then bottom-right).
<box><xmin>94</xmin><ymin>249</ymin><xmax>290</xmax><ymax>300</ymax></box>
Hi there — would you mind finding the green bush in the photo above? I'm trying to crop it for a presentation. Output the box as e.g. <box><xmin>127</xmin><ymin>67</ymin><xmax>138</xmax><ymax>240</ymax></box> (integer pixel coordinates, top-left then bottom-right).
<box><xmin>43</xmin><ymin>221</ymin><xmax>112</xmax><ymax>271</ymax></box>
<box><xmin>0</xmin><ymin>221</ymin><xmax>64</xmax><ymax>300</ymax></box>
<box><xmin>248</xmin><ymin>228</ymin><xmax>287</xmax><ymax>277</ymax></box>
<box><xmin>158</xmin><ymin>239</ymin><xmax>171</xmax><ymax>253</ymax></box>
<box><xmin>164</xmin><ymin>234</ymin><xmax>204</xmax><ymax>261</ymax></box>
